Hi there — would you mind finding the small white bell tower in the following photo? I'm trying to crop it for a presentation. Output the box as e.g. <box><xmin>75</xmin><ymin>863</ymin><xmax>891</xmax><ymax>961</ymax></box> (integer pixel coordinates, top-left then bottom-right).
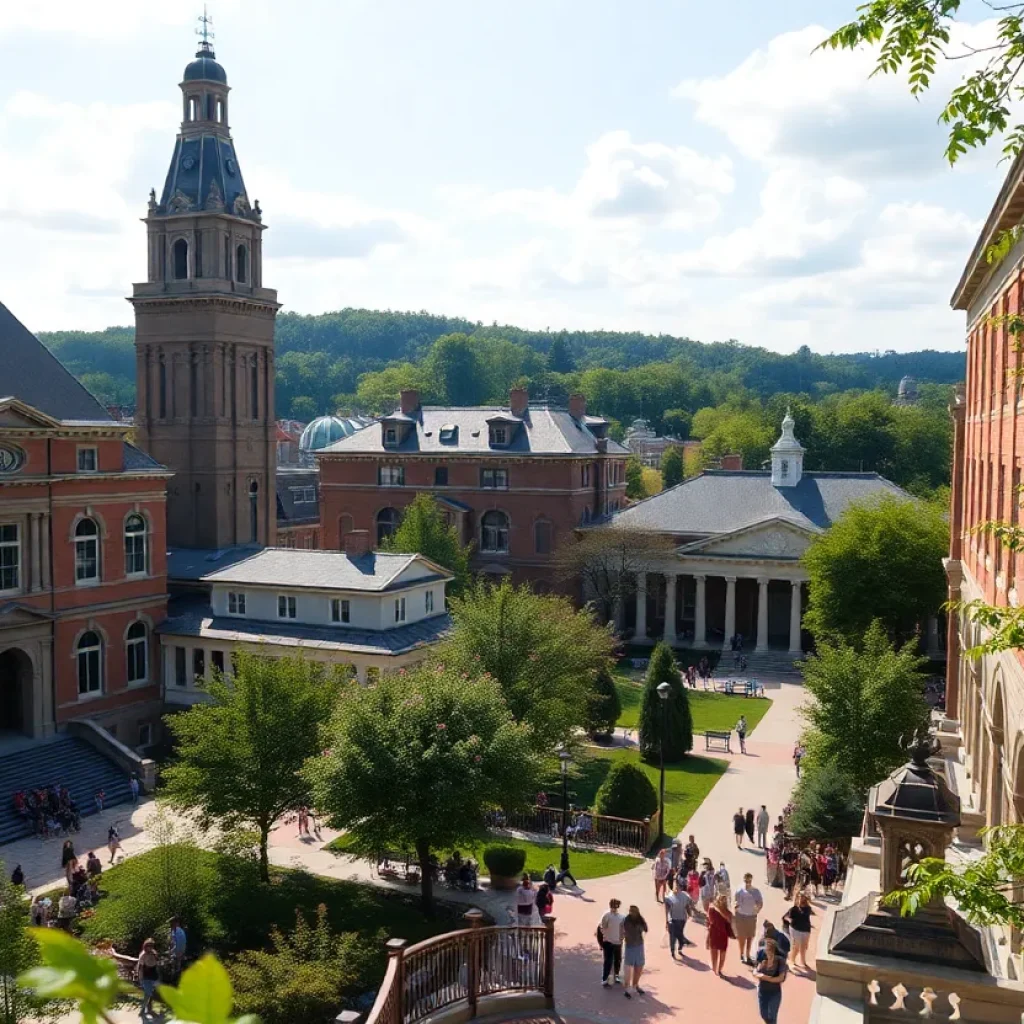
<box><xmin>771</xmin><ymin>409</ymin><xmax>804</xmax><ymax>488</ymax></box>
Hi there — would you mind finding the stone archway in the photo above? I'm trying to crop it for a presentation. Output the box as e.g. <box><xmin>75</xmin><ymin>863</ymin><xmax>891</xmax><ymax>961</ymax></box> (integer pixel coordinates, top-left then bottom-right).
<box><xmin>0</xmin><ymin>648</ymin><xmax>34</xmax><ymax>736</ymax></box>
<box><xmin>989</xmin><ymin>676</ymin><xmax>1007</xmax><ymax>828</ymax></box>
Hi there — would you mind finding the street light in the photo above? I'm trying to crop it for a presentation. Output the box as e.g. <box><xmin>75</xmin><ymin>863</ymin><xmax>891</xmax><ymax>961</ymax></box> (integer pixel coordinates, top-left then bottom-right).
<box><xmin>559</xmin><ymin>748</ymin><xmax>572</xmax><ymax>873</ymax></box>
<box><xmin>657</xmin><ymin>681</ymin><xmax>671</xmax><ymax>844</ymax></box>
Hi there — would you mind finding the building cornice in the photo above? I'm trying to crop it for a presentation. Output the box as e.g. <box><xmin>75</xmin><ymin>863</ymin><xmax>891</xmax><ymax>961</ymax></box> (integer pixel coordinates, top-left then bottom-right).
<box><xmin>128</xmin><ymin>293</ymin><xmax>280</xmax><ymax>318</ymax></box>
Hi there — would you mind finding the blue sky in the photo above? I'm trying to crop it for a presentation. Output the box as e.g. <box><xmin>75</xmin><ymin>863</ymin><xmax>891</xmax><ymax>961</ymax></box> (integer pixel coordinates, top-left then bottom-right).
<box><xmin>0</xmin><ymin>0</ymin><xmax>1006</xmax><ymax>353</ymax></box>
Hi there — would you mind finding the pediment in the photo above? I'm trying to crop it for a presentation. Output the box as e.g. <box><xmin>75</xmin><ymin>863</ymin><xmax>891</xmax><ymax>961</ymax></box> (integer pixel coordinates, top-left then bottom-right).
<box><xmin>0</xmin><ymin>602</ymin><xmax>56</xmax><ymax>627</ymax></box>
<box><xmin>678</xmin><ymin>516</ymin><xmax>821</xmax><ymax>559</ymax></box>
<box><xmin>0</xmin><ymin>398</ymin><xmax>60</xmax><ymax>429</ymax></box>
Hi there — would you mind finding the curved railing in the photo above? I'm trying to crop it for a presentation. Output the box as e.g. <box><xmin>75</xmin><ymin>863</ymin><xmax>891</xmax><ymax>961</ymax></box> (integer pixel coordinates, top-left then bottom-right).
<box><xmin>491</xmin><ymin>804</ymin><xmax>657</xmax><ymax>854</ymax></box>
<box><xmin>366</xmin><ymin>912</ymin><xmax>555</xmax><ymax>1024</ymax></box>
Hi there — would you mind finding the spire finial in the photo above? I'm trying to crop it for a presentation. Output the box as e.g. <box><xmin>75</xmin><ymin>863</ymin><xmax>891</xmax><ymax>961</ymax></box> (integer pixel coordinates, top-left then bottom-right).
<box><xmin>196</xmin><ymin>6</ymin><xmax>215</xmax><ymax>56</ymax></box>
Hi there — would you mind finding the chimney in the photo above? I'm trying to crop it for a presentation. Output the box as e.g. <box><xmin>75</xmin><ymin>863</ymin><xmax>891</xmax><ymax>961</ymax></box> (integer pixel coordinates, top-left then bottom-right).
<box><xmin>719</xmin><ymin>453</ymin><xmax>743</xmax><ymax>471</ymax></box>
<box><xmin>509</xmin><ymin>387</ymin><xmax>529</xmax><ymax>418</ymax></box>
<box><xmin>344</xmin><ymin>529</ymin><xmax>372</xmax><ymax>559</ymax></box>
<box><xmin>400</xmin><ymin>389</ymin><xmax>420</xmax><ymax>416</ymax></box>
<box><xmin>568</xmin><ymin>393</ymin><xmax>587</xmax><ymax>420</ymax></box>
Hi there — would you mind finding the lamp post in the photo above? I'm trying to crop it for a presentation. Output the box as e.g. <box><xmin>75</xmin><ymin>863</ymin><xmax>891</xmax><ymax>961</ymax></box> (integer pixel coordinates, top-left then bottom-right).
<box><xmin>559</xmin><ymin>749</ymin><xmax>572</xmax><ymax>873</ymax></box>
<box><xmin>657</xmin><ymin>681</ymin><xmax>671</xmax><ymax>844</ymax></box>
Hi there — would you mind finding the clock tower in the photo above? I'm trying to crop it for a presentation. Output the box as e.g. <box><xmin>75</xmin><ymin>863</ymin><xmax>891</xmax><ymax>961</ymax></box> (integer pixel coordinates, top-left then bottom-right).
<box><xmin>132</xmin><ymin>32</ymin><xmax>279</xmax><ymax>550</ymax></box>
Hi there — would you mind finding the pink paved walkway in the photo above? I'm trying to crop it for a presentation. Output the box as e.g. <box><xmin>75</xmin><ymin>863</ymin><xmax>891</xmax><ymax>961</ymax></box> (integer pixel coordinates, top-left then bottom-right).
<box><xmin>549</xmin><ymin>678</ymin><xmax>823</xmax><ymax>1024</ymax></box>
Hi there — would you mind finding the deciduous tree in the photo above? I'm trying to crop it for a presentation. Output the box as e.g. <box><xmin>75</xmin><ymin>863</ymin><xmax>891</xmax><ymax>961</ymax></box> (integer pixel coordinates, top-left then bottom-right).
<box><xmin>305</xmin><ymin>665</ymin><xmax>541</xmax><ymax>915</ymax></box>
<box><xmin>625</xmin><ymin>457</ymin><xmax>646</xmax><ymax>500</ymax></box>
<box><xmin>638</xmin><ymin>643</ymin><xmax>693</xmax><ymax>762</ymax></box>
<box><xmin>660</xmin><ymin>446</ymin><xmax>684</xmax><ymax>488</ymax></box>
<box><xmin>162</xmin><ymin>652</ymin><xmax>344</xmax><ymax>882</ymax></box>
<box><xmin>382</xmin><ymin>493</ymin><xmax>472</xmax><ymax>596</ymax></box>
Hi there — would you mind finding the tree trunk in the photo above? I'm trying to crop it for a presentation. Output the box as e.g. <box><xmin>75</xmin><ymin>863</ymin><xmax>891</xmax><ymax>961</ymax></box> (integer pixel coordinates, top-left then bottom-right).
<box><xmin>259</xmin><ymin>824</ymin><xmax>271</xmax><ymax>883</ymax></box>
<box><xmin>416</xmin><ymin>838</ymin><xmax>434</xmax><ymax>918</ymax></box>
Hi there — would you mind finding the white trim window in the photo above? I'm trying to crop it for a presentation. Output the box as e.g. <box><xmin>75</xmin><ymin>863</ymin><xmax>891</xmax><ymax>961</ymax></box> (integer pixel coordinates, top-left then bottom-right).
<box><xmin>331</xmin><ymin>598</ymin><xmax>350</xmax><ymax>623</ymax></box>
<box><xmin>481</xmin><ymin>510</ymin><xmax>509</xmax><ymax>553</ymax></box>
<box><xmin>126</xmin><ymin>622</ymin><xmax>148</xmax><ymax>684</ymax></box>
<box><xmin>77</xmin><ymin>631</ymin><xmax>102</xmax><ymax>695</ymax></box>
<box><xmin>74</xmin><ymin>518</ymin><xmax>100</xmax><ymax>584</ymax></box>
<box><xmin>481</xmin><ymin>468</ymin><xmax>509</xmax><ymax>489</ymax></box>
<box><xmin>278</xmin><ymin>595</ymin><xmax>297</xmax><ymax>619</ymax></box>
<box><xmin>425</xmin><ymin>589</ymin><xmax>435</xmax><ymax>614</ymax></box>
<box><xmin>394</xmin><ymin>596</ymin><xmax>406</xmax><ymax>623</ymax></box>
<box><xmin>227</xmin><ymin>591</ymin><xmax>246</xmax><ymax>615</ymax></box>
<box><xmin>0</xmin><ymin>523</ymin><xmax>19</xmax><ymax>591</ymax></box>
<box><xmin>124</xmin><ymin>514</ymin><xmax>147</xmax><ymax>576</ymax></box>
<box><xmin>378</xmin><ymin>465</ymin><xmax>405</xmax><ymax>487</ymax></box>
<box><xmin>77</xmin><ymin>447</ymin><xmax>98</xmax><ymax>473</ymax></box>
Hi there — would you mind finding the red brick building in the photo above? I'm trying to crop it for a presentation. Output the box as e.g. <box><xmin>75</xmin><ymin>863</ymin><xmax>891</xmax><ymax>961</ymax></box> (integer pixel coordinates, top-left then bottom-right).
<box><xmin>317</xmin><ymin>388</ymin><xmax>629</xmax><ymax>587</ymax></box>
<box><xmin>0</xmin><ymin>302</ymin><xmax>170</xmax><ymax>746</ymax></box>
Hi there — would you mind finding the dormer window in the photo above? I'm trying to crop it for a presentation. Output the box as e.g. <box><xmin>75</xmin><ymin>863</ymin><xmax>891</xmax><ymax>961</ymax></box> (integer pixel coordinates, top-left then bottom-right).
<box><xmin>490</xmin><ymin>426</ymin><xmax>508</xmax><ymax>446</ymax></box>
<box><xmin>439</xmin><ymin>424</ymin><xmax>457</xmax><ymax>444</ymax></box>
<box><xmin>384</xmin><ymin>426</ymin><xmax>398</xmax><ymax>446</ymax></box>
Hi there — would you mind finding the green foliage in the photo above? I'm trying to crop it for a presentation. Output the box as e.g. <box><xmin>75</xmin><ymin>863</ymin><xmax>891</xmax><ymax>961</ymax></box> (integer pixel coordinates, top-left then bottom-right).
<box><xmin>305</xmin><ymin>663</ymin><xmax>542</xmax><ymax>913</ymax></box>
<box><xmin>439</xmin><ymin>578</ymin><xmax>616</xmax><ymax>750</ymax></box>
<box><xmin>625</xmin><ymin>457</ymin><xmax>646</xmax><ymax>500</ymax></box>
<box><xmin>160</xmin><ymin>956</ymin><xmax>254</xmax><ymax>1024</ymax></box>
<box><xmin>800</xmin><ymin>621</ymin><xmax>931</xmax><ymax>795</ymax></box>
<box><xmin>594</xmin><ymin>760</ymin><xmax>658</xmax><ymax>821</ymax></box>
<box><xmin>660</xmin><ymin>446</ymin><xmax>684</xmax><ymax>488</ymax></box>
<box><xmin>786</xmin><ymin>770</ymin><xmax>865</xmax><ymax>840</ymax></box>
<box><xmin>802</xmin><ymin>494</ymin><xmax>947</xmax><ymax>645</ymax></box>
<box><xmin>547</xmin><ymin>336</ymin><xmax>575</xmax><ymax>373</ymax></box>
<box><xmin>228</xmin><ymin>905</ymin><xmax>378</xmax><ymax>1024</ymax></box>
<box><xmin>162</xmin><ymin>652</ymin><xmax>344</xmax><ymax>881</ymax></box>
<box><xmin>381</xmin><ymin>493</ymin><xmax>472</xmax><ymax>596</ymax></box>
<box><xmin>482</xmin><ymin>845</ymin><xmax>528</xmax><ymax>878</ymax></box>
<box><xmin>424</xmin><ymin>333</ymin><xmax>483</xmax><ymax>405</ymax></box>
<box><xmin>586</xmin><ymin>665</ymin><xmax>622</xmax><ymax>737</ymax></box>
<box><xmin>637</xmin><ymin>643</ymin><xmax>693</xmax><ymax>762</ymax></box>
<box><xmin>0</xmin><ymin>867</ymin><xmax>55</xmax><ymax>1024</ymax></box>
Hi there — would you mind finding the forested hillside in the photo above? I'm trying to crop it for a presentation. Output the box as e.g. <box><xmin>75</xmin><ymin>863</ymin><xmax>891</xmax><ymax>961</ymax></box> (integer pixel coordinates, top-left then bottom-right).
<box><xmin>38</xmin><ymin>308</ymin><xmax>963</xmax><ymax>495</ymax></box>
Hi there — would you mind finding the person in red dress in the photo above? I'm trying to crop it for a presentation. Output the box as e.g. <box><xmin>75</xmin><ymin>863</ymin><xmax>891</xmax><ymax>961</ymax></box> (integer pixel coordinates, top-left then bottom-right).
<box><xmin>706</xmin><ymin>893</ymin><xmax>734</xmax><ymax>977</ymax></box>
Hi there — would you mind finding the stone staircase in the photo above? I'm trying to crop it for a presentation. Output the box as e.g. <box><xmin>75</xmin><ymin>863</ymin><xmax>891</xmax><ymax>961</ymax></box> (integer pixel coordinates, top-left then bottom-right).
<box><xmin>728</xmin><ymin>649</ymin><xmax>805</xmax><ymax>680</ymax></box>
<box><xmin>0</xmin><ymin>735</ymin><xmax>134</xmax><ymax>844</ymax></box>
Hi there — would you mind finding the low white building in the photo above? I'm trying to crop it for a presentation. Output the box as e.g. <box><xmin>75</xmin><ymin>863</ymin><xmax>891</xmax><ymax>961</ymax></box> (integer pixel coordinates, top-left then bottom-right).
<box><xmin>158</xmin><ymin>533</ymin><xmax>452</xmax><ymax>701</ymax></box>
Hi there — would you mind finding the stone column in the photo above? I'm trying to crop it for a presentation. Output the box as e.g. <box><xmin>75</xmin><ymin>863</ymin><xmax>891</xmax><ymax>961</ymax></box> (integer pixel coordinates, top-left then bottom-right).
<box><xmin>756</xmin><ymin>577</ymin><xmax>769</xmax><ymax>652</ymax></box>
<box><xmin>663</xmin><ymin>574</ymin><xmax>677</xmax><ymax>646</ymax></box>
<box><xmin>723</xmin><ymin>576</ymin><xmax>736</xmax><ymax>649</ymax></box>
<box><xmin>30</xmin><ymin>513</ymin><xmax>41</xmax><ymax>592</ymax></box>
<box><xmin>635</xmin><ymin>573</ymin><xmax>648</xmax><ymax>641</ymax></box>
<box><xmin>694</xmin><ymin>574</ymin><xmax>707</xmax><ymax>648</ymax></box>
<box><xmin>789</xmin><ymin>581</ymin><xmax>803</xmax><ymax>653</ymax></box>
<box><xmin>39</xmin><ymin>513</ymin><xmax>50</xmax><ymax>589</ymax></box>
<box><xmin>39</xmin><ymin>639</ymin><xmax>54</xmax><ymax>738</ymax></box>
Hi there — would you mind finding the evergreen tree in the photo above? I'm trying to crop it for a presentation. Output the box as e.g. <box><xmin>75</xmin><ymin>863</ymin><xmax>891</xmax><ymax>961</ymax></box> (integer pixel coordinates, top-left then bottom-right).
<box><xmin>660</xmin><ymin>446</ymin><xmax>684</xmax><ymax>488</ymax></box>
<box><xmin>547</xmin><ymin>336</ymin><xmax>575</xmax><ymax>374</ymax></box>
<box><xmin>786</xmin><ymin>770</ymin><xmax>865</xmax><ymax>841</ymax></box>
<box><xmin>637</xmin><ymin>643</ymin><xmax>693</xmax><ymax>762</ymax></box>
<box><xmin>586</xmin><ymin>665</ymin><xmax>622</xmax><ymax>737</ymax></box>
<box><xmin>382</xmin><ymin>493</ymin><xmax>472</xmax><ymax>596</ymax></box>
<box><xmin>625</xmin><ymin>457</ymin><xmax>646</xmax><ymax>500</ymax></box>
<box><xmin>594</xmin><ymin>760</ymin><xmax>658</xmax><ymax>819</ymax></box>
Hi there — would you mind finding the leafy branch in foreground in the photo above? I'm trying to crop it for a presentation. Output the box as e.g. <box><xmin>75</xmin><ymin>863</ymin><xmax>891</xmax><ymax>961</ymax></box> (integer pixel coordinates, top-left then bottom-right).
<box><xmin>881</xmin><ymin>825</ymin><xmax>1024</xmax><ymax>929</ymax></box>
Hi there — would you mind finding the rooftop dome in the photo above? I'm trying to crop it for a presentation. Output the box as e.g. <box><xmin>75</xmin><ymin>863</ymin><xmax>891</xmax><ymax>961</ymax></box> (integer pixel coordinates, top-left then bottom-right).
<box><xmin>183</xmin><ymin>44</ymin><xmax>227</xmax><ymax>84</ymax></box>
<box><xmin>898</xmin><ymin>374</ymin><xmax>918</xmax><ymax>397</ymax></box>
<box><xmin>299</xmin><ymin>415</ymin><xmax>359</xmax><ymax>452</ymax></box>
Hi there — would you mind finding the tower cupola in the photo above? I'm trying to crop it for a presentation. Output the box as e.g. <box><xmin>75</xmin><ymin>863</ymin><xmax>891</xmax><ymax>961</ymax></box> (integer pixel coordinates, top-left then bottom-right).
<box><xmin>770</xmin><ymin>408</ymin><xmax>805</xmax><ymax>487</ymax></box>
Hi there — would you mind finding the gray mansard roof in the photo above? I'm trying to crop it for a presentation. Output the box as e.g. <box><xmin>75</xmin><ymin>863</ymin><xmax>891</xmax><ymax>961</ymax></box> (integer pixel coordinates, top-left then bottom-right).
<box><xmin>611</xmin><ymin>470</ymin><xmax>910</xmax><ymax>536</ymax></box>
<box><xmin>320</xmin><ymin>406</ymin><xmax>629</xmax><ymax>457</ymax></box>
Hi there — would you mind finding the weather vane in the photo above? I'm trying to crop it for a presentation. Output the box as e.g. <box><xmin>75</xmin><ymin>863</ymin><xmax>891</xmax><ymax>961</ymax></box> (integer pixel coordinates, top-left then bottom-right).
<box><xmin>196</xmin><ymin>6</ymin><xmax>215</xmax><ymax>50</ymax></box>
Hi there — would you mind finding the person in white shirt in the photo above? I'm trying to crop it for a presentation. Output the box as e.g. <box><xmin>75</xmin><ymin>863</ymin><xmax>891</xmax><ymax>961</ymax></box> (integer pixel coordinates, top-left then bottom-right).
<box><xmin>515</xmin><ymin>875</ymin><xmax>536</xmax><ymax>926</ymax></box>
<box><xmin>597</xmin><ymin>898</ymin><xmax>625</xmax><ymax>986</ymax></box>
<box><xmin>734</xmin><ymin>872</ymin><xmax>764</xmax><ymax>965</ymax></box>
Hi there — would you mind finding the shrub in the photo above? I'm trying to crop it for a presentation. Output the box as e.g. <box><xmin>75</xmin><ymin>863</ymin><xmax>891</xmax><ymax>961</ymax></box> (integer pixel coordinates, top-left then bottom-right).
<box><xmin>482</xmin><ymin>845</ymin><xmax>527</xmax><ymax>878</ymax></box>
<box><xmin>637</xmin><ymin>643</ymin><xmax>693</xmax><ymax>762</ymax></box>
<box><xmin>586</xmin><ymin>666</ymin><xmax>622</xmax><ymax>736</ymax></box>
<box><xmin>594</xmin><ymin>761</ymin><xmax>658</xmax><ymax>821</ymax></box>
<box><xmin>786</xmin><ymin>768</ymin><xmax>865</xmax><ymax>841</ymax></box>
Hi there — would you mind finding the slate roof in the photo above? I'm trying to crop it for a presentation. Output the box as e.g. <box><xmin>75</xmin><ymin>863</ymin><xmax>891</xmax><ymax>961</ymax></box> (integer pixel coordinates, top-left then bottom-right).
<box><xmin>610</xmin><ymin>470</ymin><xmax>910</xmax><ymax>536</ymax></box>
<box><xmin>167</xmin><ymin>546</ymin><xmax>263</xmax><ymax>582</ymax></box>
<box><xmin>200</xmin><ymin>547</ymin><xmax>452</xmax><ymax>592</ymax></box>
<box><xmin>276</xmin><ymin>468</ymin><xmax>319</xmax><ymax>526</ymax></box>
<box><xmin>320</xmin><ymin>406</ymin><xmax>629</xmax><ymax>457</ymax></box>
<box><xmin>0</xmin><ymin>302</ymin><xmax>112</xmax><ymax>422</ymax></box>
<box><xmin>157</xmin><ymin>131</ymin><xmax>251</xmax><ymax>218</ymax></box>
<box><xmin>158</xmin><ymin>597</ymin><xmax>451</xmax><ymax>657</ymax></box>
<box><xmin>122</xmin><ymin>443</ymin><xmax>168</xmax><ymax>474</ymax></box>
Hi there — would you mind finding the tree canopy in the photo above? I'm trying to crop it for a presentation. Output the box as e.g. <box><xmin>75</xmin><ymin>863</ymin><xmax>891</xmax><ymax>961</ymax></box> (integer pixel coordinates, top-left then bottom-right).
<box><xmin>637</xmin><ymin>643</ymin><xmax>693</xmax><ymax>762</ymax></box>
<box><xmin>660</xmin><ymin>446</ymin><xmax>684</xmax><ymax>488</ymax></box>
<box><xmin>161</xmin><ymin>652</ymin><xmax>344</xmax><ymax>881</ymax></box>
<box><xmin>586</xmin><ymin>665</ymin><xmax>623</xmax><ymax>737</ymax></box>
<box><xmin>381</xmin><ymin>493</ymin><xmax>472</xmax><ymax>596</ymax></box>
<box><xmin>802</xmin><ymin>494</ymin><xmax>947</xmax><ymax>645</ymax></box>
<box><xmin>304</xmin><ymin>664</ymin><xmax>541</xmax><ymax>913</ymax></box>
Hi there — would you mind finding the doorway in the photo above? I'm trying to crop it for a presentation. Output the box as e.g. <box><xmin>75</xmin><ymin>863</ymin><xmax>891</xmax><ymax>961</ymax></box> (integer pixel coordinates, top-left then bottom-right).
<box><xmin>0</xmin><ymin>648</ymin><xmax>33</xmax><ymax>736</ymax></box>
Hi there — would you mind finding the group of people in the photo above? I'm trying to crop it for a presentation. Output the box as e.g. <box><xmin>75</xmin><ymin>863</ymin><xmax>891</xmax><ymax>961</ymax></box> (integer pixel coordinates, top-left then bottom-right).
<box><xmin>683</xmin><ymin>658</ymin><xmax>714</xmax><ymax>688</ymax></box>
<box><xmin>732</xmin><ymin>805</ymin><xmax>772</xmax><ymax>849</ymax></box>
<box><xmin>12</xmin><ymin>784</ymin><xmax>82</xmax><ymax>837</ymax></box>
<box><xmin>767</xmin><ymin>836</ymin><xmax>841</xmax><ymax>900</ymax></box>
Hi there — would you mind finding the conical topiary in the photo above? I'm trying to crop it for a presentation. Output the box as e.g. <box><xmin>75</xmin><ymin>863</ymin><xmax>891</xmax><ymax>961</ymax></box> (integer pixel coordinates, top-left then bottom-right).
<box><xmin>637</xmin><ymin>642</ymin><xmax>693</xmax><ymax>762</ymax></box>
<box><xmin>595</xmin><ymin>760</ymin><xmax>658</xmax><ymax>820</ymax></box>
<box><xmin>586</xmin><ymin>665</ymin><xmax>622</xmax><ymax>737</ymax></box>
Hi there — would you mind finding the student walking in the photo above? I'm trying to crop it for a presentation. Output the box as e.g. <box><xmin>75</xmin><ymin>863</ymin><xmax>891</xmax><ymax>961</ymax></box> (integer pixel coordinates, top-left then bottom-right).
<box><xmin>783</xmin><ymin>892</ymin><xmax>816</xmax><ymax>969</ymax></box>
<box><xmin>705</xmin><ymin>893</ymin><xmax>734</xmax><ymax>978</ymax></box>
<box><xmin>622</xmin><ymin>906</ymin><xmax>648</xmax><ymax>998</ymax></box>
<box><xmin>793</xmin><ymin>743</ymin><xmax>804</xmax><ymax>778</ymax></box>
<box><xmin>754</xmin><ymin>937</ymin><xmax>788</xmax><ymax>1023</ymax></box>
<box><xmin>171</xmin><ymin>917</ymin><xmax>188</xmax><ymax>977</ymax></box>
<box><xmin>733</xmin><ymin>807</ymin><xmax>746</xmax><ymax>849</ymax></box>
<box><xmin>107</xmin><ymin>825</ymin><xmax>122</xmax><ymax>865</ymax></box>
<box><xmin>756</xmin><ymin>805</ymin><xmax>770</xmax><ymax>849</ymax></box>
<box><xmin>734</xmin><ymin>872</ymin><xmax>763</xmax><ymax>965</ymax></box>
<box><xmin>699</xmin><ymin>859</ymin><xmax>717</xmax><ymax>915</ymax></box>
<box><xmin>745</xmin><ymin>808</ymin><xmax>755</xmax><ymax>845</ymax></box>
<box><xmin>597</xmin><ymin>898</ymin><xmax>625</xmax><ymax>987</ymax></box>
<box><xmin>136</xmin><ymin>938</ymin><xmax>161</xmax><ymax>1017</ymax></box>
<box><xmin>664</xmin><ymin>879</ymin><xmax>695</xmax><ymax>958</ymax></box>
<box><xmin>515</xmin><ymin>875</ymin><xmax>536</xmax><ymax>926</ymax></box>
<box><xmin>652</xmin><ymin>848</ymin><xmax>671</xmax><ymax>902</ymax></box>
<box><xmin>129</xmin><ymin>773</ymin><xmax>140</xmax><ymax>808</ymax></box>
<box><xmin>736</xmin><ymin>715</ymin><xmax>748</xmax><ymax>754</ymax></box>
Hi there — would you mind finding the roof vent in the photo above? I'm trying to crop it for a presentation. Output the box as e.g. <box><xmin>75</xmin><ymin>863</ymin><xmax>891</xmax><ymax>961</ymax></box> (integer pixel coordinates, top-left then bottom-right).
<box><xmin>471</xmin><ymin>430</ymin><xmax>480</xmax><ymax>438</ymax></box>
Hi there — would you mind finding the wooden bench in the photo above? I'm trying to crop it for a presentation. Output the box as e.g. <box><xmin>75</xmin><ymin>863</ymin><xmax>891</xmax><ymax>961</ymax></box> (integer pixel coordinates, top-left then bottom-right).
<box><xmin>704</xmin><ymin>730</ymin><xmax>732</xmax><ymax>753</ymax></box>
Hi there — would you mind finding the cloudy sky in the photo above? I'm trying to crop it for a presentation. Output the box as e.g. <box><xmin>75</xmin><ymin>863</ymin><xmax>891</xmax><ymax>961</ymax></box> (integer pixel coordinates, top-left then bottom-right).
<box><xmin>0</xmin><ymin>0</ymin><xmax>1007</xmax><ymax>353</ymax></box>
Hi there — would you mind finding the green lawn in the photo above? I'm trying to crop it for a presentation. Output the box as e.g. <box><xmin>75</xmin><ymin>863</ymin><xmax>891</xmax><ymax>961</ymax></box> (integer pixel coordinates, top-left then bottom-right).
<box><xmin>613</xmin><ymin>668</ymin><xmax>772</xmax><ymax>734</ymax></box>
<box><xmin>326</xmin><ymin>833</ymin><xmax>640</xmax><ymax>880</ymax></box>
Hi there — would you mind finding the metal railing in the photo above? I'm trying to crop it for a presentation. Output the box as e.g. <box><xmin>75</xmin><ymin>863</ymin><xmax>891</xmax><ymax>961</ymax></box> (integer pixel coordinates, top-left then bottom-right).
<box><xmin>365</xmin><ymin>911</ymin><xmax>555</xmax><ymax>1024</ymax></box>
<box><xmin>490</xmin><ymin>804</ymin><xmax>657</xmax><ymax>854</ymax></box>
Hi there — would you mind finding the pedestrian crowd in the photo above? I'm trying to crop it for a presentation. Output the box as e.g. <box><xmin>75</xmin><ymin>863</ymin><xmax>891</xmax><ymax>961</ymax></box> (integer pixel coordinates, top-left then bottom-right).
<box><xmin>10</xmin><ymin>772</ymin><xmax>140</xmax><ymax>838</ymax></box>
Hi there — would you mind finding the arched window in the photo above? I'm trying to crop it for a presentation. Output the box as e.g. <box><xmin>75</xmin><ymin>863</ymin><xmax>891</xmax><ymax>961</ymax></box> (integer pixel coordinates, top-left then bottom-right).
<box><xmin>74</xmin><ymin>518</ymin><xmax>99</xmax><ymax>584</ymax></box>
<box><xmin>481</xmin><ymin>511</ymin><xmax>509</xmax><ymax>553</ymax></box>
<box><xmin>376</xmin><ymin>507</ymin><xmax>399</xmax><ymax>545</ymax></box>
<box><xmin>534</xmin><ymin>519</ymin><xmax>552</xmax><ymax>555</ymax></box>
<box><xmin>124</xmin><ymin>514</ymin><xmax>147</xmax><ymax>576</ymax></box>
<box><xmin>126</xmin><ymin>622</ymin><xmax>147</xmax><ymax>684</ymax></box>
<box><xmin>216</xmin><ymin>97</ymin><xmax>225</xmax><ymax>123</ymax></box>
<box><xmin>188</xmin><ymin>96</ymin><xmax>199</xmax><ymax>121</ymax></box>
<box><xmin>236</xmin><ymin>244</ymin><xmax>248</xmax><ymax>284</ymax></box>
<box><xmin>158</xmin><ymin>358</ymin><xmax>167</xmax><ymax>419</ymax></box>
<box><xmin>77</xmin><ymin>631</ymin><xmax>102</xmax><ymax>695</ymax></box>
<box><xmin>249</xmin><ymin>480</ymin><xmax>259</xmax><ymax>544</ymax></box>
<box><xmin>172</xmin><ymin>238</ymin><xmax>189</xmax><ymax>280</ymax></box>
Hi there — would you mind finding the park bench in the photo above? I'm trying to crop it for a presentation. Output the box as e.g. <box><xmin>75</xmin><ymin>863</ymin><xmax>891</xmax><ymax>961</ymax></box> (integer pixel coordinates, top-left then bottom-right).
<box><xmin>704</xmin><ymin>730</ymin><xmax>732</xmax><ymax>753</ymax></box>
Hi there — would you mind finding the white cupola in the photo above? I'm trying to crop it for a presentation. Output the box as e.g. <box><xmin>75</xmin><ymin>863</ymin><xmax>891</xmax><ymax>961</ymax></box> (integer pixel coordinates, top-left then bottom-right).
<box><xmin>770</xmin><ymin>408</ymin><xmax>805</xmax><ymax>487</ymax></box>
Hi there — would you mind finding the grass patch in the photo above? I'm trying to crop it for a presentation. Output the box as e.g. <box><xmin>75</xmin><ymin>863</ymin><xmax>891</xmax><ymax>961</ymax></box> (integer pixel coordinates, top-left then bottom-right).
<box><xmin>612</xmin><ymin>670</ymin><xmax>772</xmax><ymax>735</ymax></box>
<box><xmin>326</xmin><ymin>834</ymin><xmax>640</xmax><ymax>880</ymax></box>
